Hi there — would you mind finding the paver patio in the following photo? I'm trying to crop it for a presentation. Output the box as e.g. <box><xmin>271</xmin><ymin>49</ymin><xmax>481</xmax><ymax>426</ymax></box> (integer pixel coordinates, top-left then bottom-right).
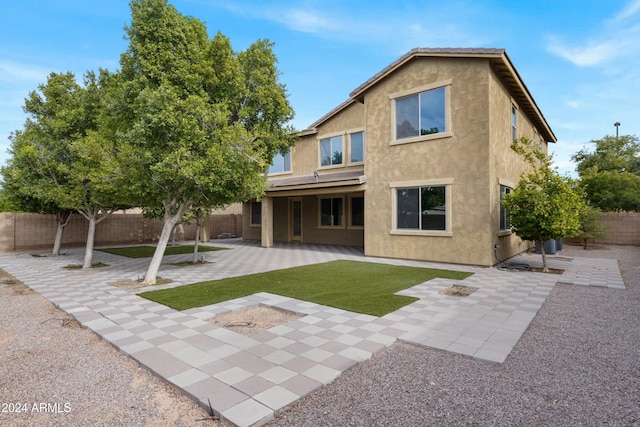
<box><xmin>0</xmin><ymin>239</ymin><xmax>624</xmax><ymax>427</ymax></box>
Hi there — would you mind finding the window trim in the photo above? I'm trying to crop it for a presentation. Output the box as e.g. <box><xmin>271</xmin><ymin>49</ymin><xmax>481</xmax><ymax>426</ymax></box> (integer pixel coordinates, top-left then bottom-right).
<box><xmin>318</xmin><ymin>133</ymin><xmax>344</xmax><ymax>169</ymax></box>
<box><xmin>317</xmin><ymin>195</ymin><xmax>346</xmax><ymax>229</ymax></box>
<box><xmin>390</xmin><ymin>178</ymin><xmax>453</xmax><ymax>237</ymax></box>
<box><xmin>389</xmin><ymin>79</ymin><xmax>452</xmax><ymax>146</ymax></box>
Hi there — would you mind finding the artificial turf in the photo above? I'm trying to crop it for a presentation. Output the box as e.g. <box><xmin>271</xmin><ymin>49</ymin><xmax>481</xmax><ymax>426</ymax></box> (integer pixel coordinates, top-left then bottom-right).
<box><xmin>140</xmin><ymin>260</ymin><xmax>472</xmax><ymax>317</ymax></box>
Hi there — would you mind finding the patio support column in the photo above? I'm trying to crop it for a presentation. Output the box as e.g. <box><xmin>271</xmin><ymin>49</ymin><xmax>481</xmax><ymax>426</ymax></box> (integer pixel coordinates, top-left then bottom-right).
<box><xmin>261</xmin><ymin>196</ymin><xmax>273</xmax><ymax>248</ymax></box>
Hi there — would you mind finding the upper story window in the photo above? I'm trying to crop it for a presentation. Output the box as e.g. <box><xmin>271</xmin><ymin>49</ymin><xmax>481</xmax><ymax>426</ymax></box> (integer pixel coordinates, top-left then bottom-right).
<box><xmin>268</xmin><ymin>150</ymin><xmax>291</xmax><ymax>174</ymax></box>
<box><xmin>390</xmin><ymin>80</ymin><xmax>451</xmax><ymax>145</ymax></box>
<box><xmin>511</xmin><ymin>104</ymin><xmax>517</xmax><ymax>141</ymax></box>
<box><xmin>320</xmin><ymin>135</ymin><xmax>343</xmax><ymax>167</ymax></box>
<box><xmin>349</xmin><ymin>131</ymin><xmax>364</xmax><ymax>163</ymax></box>
<box><xmin>396</xmin><ymin>87</ymin><xmax>446</xmax><ymax>139</ymax></box>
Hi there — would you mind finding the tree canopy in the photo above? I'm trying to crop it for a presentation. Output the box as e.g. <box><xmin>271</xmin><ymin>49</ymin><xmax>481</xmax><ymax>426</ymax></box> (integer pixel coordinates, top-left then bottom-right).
<box><xmin>109</xmin><ymin>0</ymin><xmax>295</xmax><ymax>283</ymax></box>
<box><xmin>572</xmin><ymin>134</ymin><xmax>640</xmax><ymax>211</ymax></box>
<box><xmin>572</xmin><ymin>134</ymin><xmax>640</xmax><ymax>176</ymax></box>
<box><xmin>1</xmin><ymin>0</ymin><xmax>295</xmax><ymax>276</ymax></box>
<box><xmin>1</xmin><ymin>70</ymin><xmax>124</xmax><ymax>265</ymax></box>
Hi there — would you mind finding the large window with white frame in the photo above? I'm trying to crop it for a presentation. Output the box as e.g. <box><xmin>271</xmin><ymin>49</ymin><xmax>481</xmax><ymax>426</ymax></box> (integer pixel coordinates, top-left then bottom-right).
<box><xmin>320</xmin><ymin>135</ymin><xmax>343</xmax><ymax>167</ymax></box>
<box><xmin>391</xmin><ymin>81</ymin><xmax>450</xmax><ymax>143</ymax></box>
<box><xmin>268</xmin><ymin>150</ymin><xmax>291</xmax><ymax>174</ymax></box>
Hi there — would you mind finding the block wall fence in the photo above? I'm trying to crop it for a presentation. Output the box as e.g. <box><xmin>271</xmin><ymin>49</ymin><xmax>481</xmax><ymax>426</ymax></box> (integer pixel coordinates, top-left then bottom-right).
<box><xmin>0</xmin><ymin>211</ymin><xmax>636</xmax><ymax>253</ymax></box>
<box><xmin>0</xmin><ymin>212</ymin><xmax>242</xmax><ymax>253</ymax></box>
<box><xmin>594</xmin><ymin>212</ymin><xmax>640</xmax><ymax>245</ymax></box>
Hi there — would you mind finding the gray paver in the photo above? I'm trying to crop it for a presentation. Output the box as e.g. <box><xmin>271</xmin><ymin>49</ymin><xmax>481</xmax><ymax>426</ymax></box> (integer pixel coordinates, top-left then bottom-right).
<box><xmin>0</xmin><ymin>239</ymin><xmax>626</xmax><ymax>427</ymax></box>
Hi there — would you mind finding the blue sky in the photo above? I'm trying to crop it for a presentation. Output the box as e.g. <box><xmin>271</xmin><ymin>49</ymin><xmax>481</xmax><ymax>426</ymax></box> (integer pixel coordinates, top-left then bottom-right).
<box><xmin>1</xmin><ymin>0</ymin><xmax>639</xmax><ymax>176</ymax></box>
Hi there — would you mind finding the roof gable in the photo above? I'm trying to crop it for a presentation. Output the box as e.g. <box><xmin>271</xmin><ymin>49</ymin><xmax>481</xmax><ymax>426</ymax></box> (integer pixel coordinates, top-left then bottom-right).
<box><xmin>305</xmin><ymin>48</ymin><xmax>556</xmax><ymax>143</ymax></box>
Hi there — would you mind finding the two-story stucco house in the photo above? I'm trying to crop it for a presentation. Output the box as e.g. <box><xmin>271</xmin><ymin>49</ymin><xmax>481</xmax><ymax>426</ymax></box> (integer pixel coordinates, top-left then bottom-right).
<box><xmin>242</xmin><ymin>48</ymin><xmax>556</xmax><ymax>266</ymax></box>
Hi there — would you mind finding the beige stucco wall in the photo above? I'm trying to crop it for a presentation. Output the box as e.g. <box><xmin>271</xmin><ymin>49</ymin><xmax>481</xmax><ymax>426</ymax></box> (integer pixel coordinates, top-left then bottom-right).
<box><xmin>363</xmin><ymin>58</ymin><xmax>497</xmax><ymax>265</ymax></box>
<box><xmin>488</xmin><ymin>66</ymin><xmax>549</xmax><ymax>261</ymax></box>
<box><xmin>294</xmin><ymin>101</ymin><xmax>365</xmax><ymax>178</ymax></box>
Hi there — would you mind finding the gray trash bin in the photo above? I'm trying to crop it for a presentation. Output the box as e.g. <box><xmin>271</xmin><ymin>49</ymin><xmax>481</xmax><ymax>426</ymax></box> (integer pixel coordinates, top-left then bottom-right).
<box><xmin>535</xmin><ymin>239</ymin><xmax>557</xmax><ymax>254</ymax></box>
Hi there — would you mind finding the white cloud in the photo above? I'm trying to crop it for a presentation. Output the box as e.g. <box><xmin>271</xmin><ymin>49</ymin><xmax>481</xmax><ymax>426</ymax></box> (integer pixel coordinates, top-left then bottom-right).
<box><xmin>611</xmin><ymin>0</ymin><xmax>640</xmax><ymax>22</ymax></box>
<box><xmin>547</xmin><ymin>2</ymin><xmax>640</xmax><ymax>68</ymax></box>
<box><xmin>547</xmin><ymin>37</ymin><xmax>619</xmax><ymax>67</ymax></box>
<box><xmin>273</xmin><ymin>8</ymin><xmax>334</xmax><ymax>33</ymax></box>
<box><xmin>205</xmin><ymin>1</ymin><xmax>482</xmax><ymax>50</ymax></box>
<box><xmin>0</xmin><ymin>60</ymin><xmax>49</xmax><ymax>84</ymax></box>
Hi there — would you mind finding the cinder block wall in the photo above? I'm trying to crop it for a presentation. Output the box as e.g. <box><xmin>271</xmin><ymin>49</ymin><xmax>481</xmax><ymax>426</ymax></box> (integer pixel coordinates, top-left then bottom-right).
<box><xmin>0</xmin><ymin>212</ymin><xmax>242</xmax><ymax>253</ymax></box>
<box><xmin>597</xmin><ymin>212</ymin><xmax>640</xmax><ymax>245</ymax></box>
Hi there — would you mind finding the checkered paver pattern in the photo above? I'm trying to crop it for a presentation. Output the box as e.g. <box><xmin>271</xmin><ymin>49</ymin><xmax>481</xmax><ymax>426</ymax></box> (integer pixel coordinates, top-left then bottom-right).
<box><xmin>0</xmin><ymin>240</ymin><xmax>625</xmax><ymax>427</ymax></box>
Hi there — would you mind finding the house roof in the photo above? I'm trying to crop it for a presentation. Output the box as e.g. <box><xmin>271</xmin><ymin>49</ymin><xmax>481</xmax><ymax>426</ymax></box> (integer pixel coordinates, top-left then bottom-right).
<box><xmin>305</xmin><ymin>47</ymin><xmax>556</xmax><ymax>143</ymax></box>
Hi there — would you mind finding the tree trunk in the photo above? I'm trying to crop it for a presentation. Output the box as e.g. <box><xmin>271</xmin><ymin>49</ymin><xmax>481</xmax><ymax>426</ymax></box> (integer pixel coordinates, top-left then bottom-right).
<box><xmin>193</xmin><ymin>221</ymin><xmax>201</xmax><ymax>264</ymax></box>
<box><xmin>81</xmin><ymin>209</ymin><xmax>114</xmax><ymax>269</ymax></box>
<box><xmin>82</xmin><ymin>216</ymin><xmax>97</xmax><ymax>269</ymax></box>
<box><xmin>539</xmin><ymin>239</ymin><xmax>549</xmax><ymax>272</ymax></box>
<box><xmin>143</xmin><ymin>200</ymin><xmax>192</xmax><ymax>285</ymax></box>
<box><xmin>52</xmin><ymin>211</ymin><xmax>72</xmax><ymax>257</ymax></box>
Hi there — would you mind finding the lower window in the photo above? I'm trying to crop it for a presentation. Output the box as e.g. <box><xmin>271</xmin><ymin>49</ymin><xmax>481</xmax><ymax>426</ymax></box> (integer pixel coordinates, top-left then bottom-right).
<box><xmin>251</xmin><ymin>201</ymin><xmax>262</xmax><ymax>225</ymax></box>
<box><xmin>350</xmin><ymin>196</ymin><xmax>364</xmax><ymax>227</ymax></box>
<box><xmin>396</xmin><ymin>186</ymin><xmax>446</xmax><ymax>231</ymax></box>
<box><xmin>500</xmin><ymin>185</ymin><xmax>511</xmax><ymax>231</ymax></box>
<box><xmin>320</xmin><ymin>197</ymin><xmax>343</xmax><ymax>226</ymax></box>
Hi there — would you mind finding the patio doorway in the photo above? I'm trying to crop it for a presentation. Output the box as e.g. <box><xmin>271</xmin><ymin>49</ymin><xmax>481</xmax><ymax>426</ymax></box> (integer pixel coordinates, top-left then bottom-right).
<box><xmin>289</xmin><ymin>198</ymin><xmax>302</xmax><ymax>242</ymax></box>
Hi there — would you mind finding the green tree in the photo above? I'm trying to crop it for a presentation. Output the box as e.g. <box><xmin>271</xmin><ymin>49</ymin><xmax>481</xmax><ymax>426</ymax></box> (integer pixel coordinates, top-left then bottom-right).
<box><xmin>2</xmin><ymin>71</ymin><xmax>124</xmax><ymax>266</ymax></box>
<box><xmin>572</xmin><ymin>134</ymin><xmax>640</xmax><ymax>211</ymax></box>
<box><xmin>572</xmin><ymin>134</ymin><xmax>640</xmax><ymax>176</ymax></box>
<box><xmin>111</xmin><ymin>0</ymin><xmax>295</xmax><ymax>284</ymax></box>
<box><xmin>575</xmin><ymin>205</ymin><xmax>608</xmax><ymax>249</ymax></box>
<box><xmin>1</xmin><ymin>155</ymin><xmax>74</xmax><ymax>255</ymax></box>
<box><xmin>580</xmin><ymin>171</ymin><xmax>640</xmax><ymax>212</ymax></box>
<box><xmin>502</xmin><ymin>138</ymin><xmax>585</xmax><ymax>271</ymax></box>
<box><xmin>0</xmin><ymin>188</ymin><xmax>17</xmax><ymax>212</ymax></box>
<box><xmin>1</xmin><ymin>72</ymin><xmax>83</xmax><ymax>256</ymax></box>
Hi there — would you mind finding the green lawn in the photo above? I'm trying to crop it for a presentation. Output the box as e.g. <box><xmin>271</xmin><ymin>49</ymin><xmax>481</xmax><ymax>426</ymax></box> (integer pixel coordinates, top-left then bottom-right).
<box><xmin>140</xmin><ymin>260</ymin><xmax>472</xmax><ymax>317</ymax></box>
<box><xmin>97</xmin><ymin>245</ymin><xmax>228</xmax><ymax>258</ymax></box>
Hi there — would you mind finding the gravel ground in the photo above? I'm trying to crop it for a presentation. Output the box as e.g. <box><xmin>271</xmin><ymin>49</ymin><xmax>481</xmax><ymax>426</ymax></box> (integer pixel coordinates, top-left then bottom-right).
<box><xmin>1</xmin><ymin>244</ymin><xmax>637</xmax><ymax>427</ymax></box>
<box><xmin>0</xmin><ymin>273</ymin><xmax>217</xmax><ymax>427</ymax></box>
<box><xmin>268</xmin><ymin>244</ymin><xmax>640</xmax><ymax>427</ymax></box>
